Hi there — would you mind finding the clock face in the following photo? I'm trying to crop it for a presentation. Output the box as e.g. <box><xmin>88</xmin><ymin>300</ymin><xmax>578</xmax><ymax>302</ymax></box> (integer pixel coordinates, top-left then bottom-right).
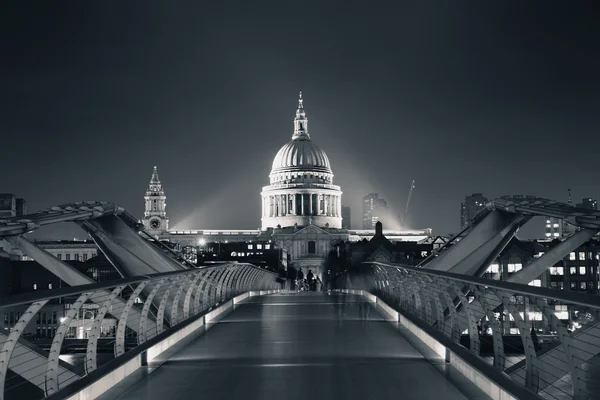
<box><xmin>150</xmin><ymin>219</ymin><xmax>161</xmax><ymax>229</ymax></box>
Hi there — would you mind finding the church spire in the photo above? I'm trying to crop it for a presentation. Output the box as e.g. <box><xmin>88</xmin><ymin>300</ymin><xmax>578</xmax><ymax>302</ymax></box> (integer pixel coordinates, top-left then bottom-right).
<box><xmin>293</xmin><ymin>91</ymin><xmax>310</xmax><ymax>140</ymax></box>
<box><xmin>150</xmin><ymin>166</ymin><xmax>160</xmax><ymax>184</ymax></box>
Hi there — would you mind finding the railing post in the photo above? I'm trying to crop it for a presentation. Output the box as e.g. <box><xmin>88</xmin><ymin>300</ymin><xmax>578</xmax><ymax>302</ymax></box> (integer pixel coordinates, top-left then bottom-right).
<box><xmin>182</xmin><ymin>273</ymin><xmax>203</xmax><ymax>320</ymax></box>
<box><xmin>0</xmin><ymin>301</ymin><xmax>48</xmax><ymax>400</ymax></box>
<box><xmin>115</xmin><ymin>282</ymin><xmax>149</xmax><ymax>358</ymax></box>
<box><xmin>470</xmin><ymin>285</ymin><xmax>506</xmax><ymax>371</ymax></box>
<box><xmin>139</xmin><ymin>279</ymin><xmax>166</xmax><ymax>345</ymax></box>
<box><xmin>501</xmin><ymin>295</ymin><xmax>539</xmax><ymax>392</ymax></box>
<box><xmin>86</xmin><ymin>286</ymin><xmax>125</xmax><ymax>374</ymax></box>
<box><xmin>46</xmin><ymin>292</ymin><xmax>93</xmax><ymax>396</ymax></box>
<box><xmin>157</xmin><ymin>276</ymin><xmax>181</xmax><ymax>334</ymax></box>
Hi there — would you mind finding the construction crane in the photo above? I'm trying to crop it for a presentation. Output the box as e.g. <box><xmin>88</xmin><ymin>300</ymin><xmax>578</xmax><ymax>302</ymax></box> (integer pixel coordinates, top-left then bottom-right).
<box><xmin>399</xmin><ymin>180</ymin><xmax>415</xmax><ymax>228</ymax></box>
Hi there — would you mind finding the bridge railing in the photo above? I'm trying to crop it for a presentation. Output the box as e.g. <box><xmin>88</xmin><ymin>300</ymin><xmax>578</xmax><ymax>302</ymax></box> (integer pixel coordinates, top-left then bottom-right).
<box><xmin>0</xmin><ymin>263</ymin><xmax>280</xmax><ymax>400</ymax></box>
<box><xmin>341</xmin><ymin>261</ymin><xmax>600</xmax><ymax>400</ymax></box>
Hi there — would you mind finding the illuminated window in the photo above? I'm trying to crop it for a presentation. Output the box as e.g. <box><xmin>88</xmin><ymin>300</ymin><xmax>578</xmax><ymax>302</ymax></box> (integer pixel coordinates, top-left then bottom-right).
<box><xmin>580</xmin><ymin>282</ymin><xmax>587</xmax><ymax>290</ymax></box>
<box><xmin>510</xmin><ymin>328</ymin><xmax>520</xmax><ymax>335</ymax></box>
<box><xmin>579</xmin><ymin>252</ymin><xmax>586</xmax><ymax>260</ymax></box>
<box><xmin>487</xmin><ymin>263</ymin><xmax>499</xmax><ymax>273</ymax></box>
<box><xmin>507</xmin><ymin>263</ymin><xmax>522</xmax><ymax>273</ymax></box>
<box><xmin>248</xmin><ymin>244</ymin><xmax>253</xmax><ymax>250</ymax></box>
<box><xmin>570</xmin><ymin>267</ymin><xmax>577</xmax><ymax>275</ymax></box>
<box><xmin>570</xmin><ymin>252</ymin><xmax>576</xmax><ymax>260</ymax></box>
<box><xmin>265</xmin><ymin>244</ymin><xmax>270</xmax><ymax>250</ymax></box>
<box><xmin>580</xmin><ymin>267</ymin><xmax>587</xmax><ymax>275</ymax></box>
<box><xmin>545</xmin><ymin>233</ymin><xmax>551</xmax><ymax>237</ymax></box>
<box><xmin>48</xmin><ymin>282</ymin><xmax>52</xmax><ymax>289</ymax></box>
<box><xmin>230</xmin><ymin>252</ymin><xmax>237</xmax><ymax>257</ymax></box>
<box><xmin>33</xmin><ymin>282</ymin><xmax>38</xmax><ymax>290</ymax></box>
<box><xmin>553</xmin><ymin>223</ymin><xmax>559</xmax><ymax>228</ymax></box>
<box><xmin>555</xmin><ymin>305</ymin><xmax>568</xmax><ymax>319</ymax></box>
<box><xmin>529</xmin><ymin>279</ymin><xmax>541</xmax><ymax>287</ymax></box>
<box><xmin>546</xmin><ymin>224</ymin><xmax>551</xmax><ymax>228</ymax></box>
<box><xmin>550</xmin><ymin>266</ymin><xmax>564</xmax><ymax>275</ymax></box>
<box><xmin>257</xmin><ymin>244</ymin><xmax>263</xmax><ymax>250</ymax></box>
<box><xmin>553</xmin><ymin>232</ymin><xmax>559</xmax><ymax>237</ymax></box>
<box><xmin>570</xmin><ymin>282</ymin><xmax>577</xmax><ymax>290</ymax></box>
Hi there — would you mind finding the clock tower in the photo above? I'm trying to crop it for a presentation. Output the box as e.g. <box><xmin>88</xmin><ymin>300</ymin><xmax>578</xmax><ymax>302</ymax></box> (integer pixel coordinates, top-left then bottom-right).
<box><xmin>142</xmin><ymin>166</ymin><xmax>168</xmax><ymax>234</ymax></box>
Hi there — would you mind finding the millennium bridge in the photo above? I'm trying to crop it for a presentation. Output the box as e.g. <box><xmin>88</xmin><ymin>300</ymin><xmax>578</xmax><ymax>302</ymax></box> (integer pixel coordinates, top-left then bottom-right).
<box><xmin>1</xmin><ymin>196</ymin><xmax>600</xmax><ymax>399</ymax></box>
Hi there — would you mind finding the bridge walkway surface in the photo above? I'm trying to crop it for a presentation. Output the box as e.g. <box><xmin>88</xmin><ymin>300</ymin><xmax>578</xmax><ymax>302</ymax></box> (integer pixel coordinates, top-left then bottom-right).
<box><xmin>102</xmin><ymin>292</ymin><xmax>490</xmax><ymax>400</ymax></box>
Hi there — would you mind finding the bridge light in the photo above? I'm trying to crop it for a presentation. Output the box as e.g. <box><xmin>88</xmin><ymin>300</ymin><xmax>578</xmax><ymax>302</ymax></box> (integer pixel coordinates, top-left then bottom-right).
<box><xmin>199</xmin><ymin>239</ymin><xmax>206</xmax><ymax>246</ymax></box>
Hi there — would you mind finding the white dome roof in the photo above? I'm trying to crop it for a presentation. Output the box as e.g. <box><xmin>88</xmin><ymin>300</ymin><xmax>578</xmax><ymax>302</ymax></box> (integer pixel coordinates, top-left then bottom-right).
<box><xmin>271</xmin><ymin>137</ymin><xmax>332</xmax><ymax>175</ymax></box>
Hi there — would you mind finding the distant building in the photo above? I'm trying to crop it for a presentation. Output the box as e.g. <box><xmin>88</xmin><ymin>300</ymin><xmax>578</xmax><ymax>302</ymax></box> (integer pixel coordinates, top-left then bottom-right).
<box><xmin>136</xmin><ymin>94</ymin><xmax>431</xmax><ymax>281</ymax></box>
<box><xmin>341</xmin><ymin>206</ymin><xmax>351</xmax><ymax>229</ymax></box>
<box><xmin>460</xmin><ymin>193</ymin><xmax>488</xmax><ymax>229</ymax></box>
<box><xmin>15</xmin><ymin>198</ymin><xmax>26</xmax><ymax>216</ymax></box>
<box><xmin>480</xmin><ymin>236</ymin><xmax>600</xmax><ymax>333</ymax></box>
<box><xmin>0</xmin><ymin>194</ymin><xmax>26</xmax><ymax>218</ymax></box>
<box><xmin>362</xmin><ymin>193</ymin><xmax>388</xmax><ymax>229</ymax></box>
<box><xmin>545</xmin><ymin>217</ymin><xmax>563</xmax><ymax>239</ymax></box>
<box><xmin>544</xmin><ymin>193</ymin><xmax>595</xmax><ymax>239</ymax></box>
<box><xmin>576</xmin><ymin>198</ymin><xmax>598</xmax><ymax>210</ymax></box>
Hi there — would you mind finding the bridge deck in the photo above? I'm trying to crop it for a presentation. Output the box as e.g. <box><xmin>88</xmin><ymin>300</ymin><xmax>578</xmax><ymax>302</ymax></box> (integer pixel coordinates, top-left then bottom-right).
<box><xmin>106</xmin><ymin>293</ymin><xmax>483</xmax><ymax>399</ymax></box>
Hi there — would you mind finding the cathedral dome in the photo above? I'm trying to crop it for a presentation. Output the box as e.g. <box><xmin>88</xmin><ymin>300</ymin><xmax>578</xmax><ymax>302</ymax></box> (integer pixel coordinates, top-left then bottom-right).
<box><xmin>261</xmin><ymin>92</ymin><xmax>342</xmax><ymax>230</ymax></box>
<box><xmin>271</xmin><ymin>138</ymin><xmax>332</xmax><ymax>175</ymax></box>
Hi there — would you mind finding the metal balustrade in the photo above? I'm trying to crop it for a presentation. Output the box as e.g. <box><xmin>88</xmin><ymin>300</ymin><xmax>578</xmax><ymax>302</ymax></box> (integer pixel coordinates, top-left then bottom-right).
<box><xmin>0</xmin><ymin>263</ymin><xmax>280</xmax><ymax>400</ymax></box>
<box><xmin>339</xmin><ymin>261</ymin><xmax>600</xmax><ymax>400</ymax></box>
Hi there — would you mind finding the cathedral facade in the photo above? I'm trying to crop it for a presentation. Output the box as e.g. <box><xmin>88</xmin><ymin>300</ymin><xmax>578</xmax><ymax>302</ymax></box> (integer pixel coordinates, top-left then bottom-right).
<box><xmin>142</xmin><ymin>93</ymin><xmax>430</xmax><ymax>279</ymax></box>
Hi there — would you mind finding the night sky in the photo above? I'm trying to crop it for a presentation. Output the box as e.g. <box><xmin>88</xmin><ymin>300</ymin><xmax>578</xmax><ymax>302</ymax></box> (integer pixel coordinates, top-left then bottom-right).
<box><xmin>1</xmin><ymin>2</ymin><xmax>599</xmax><ymax>239</ymax></box>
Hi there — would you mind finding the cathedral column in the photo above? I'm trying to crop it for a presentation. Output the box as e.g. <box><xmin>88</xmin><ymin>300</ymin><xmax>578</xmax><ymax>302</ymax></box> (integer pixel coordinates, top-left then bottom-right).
<box><xmin>309</xmin><ymin>193</ymin><xmax>313</xmax><ymax>217</ymax></box>
<box><xmin>334</xmin><ymin>196</ymin><xmax>338</xmax><ymax>217</ymax></box>
<box><xmin>331</xmin><ymin>196</ymin><xmax>335</xmax><ymax>217</ymax></box>
<box><xmin>300</xmin><ymin>194</ymin><xmax>304</xmax><ymax>216</ymax></box>
<box><xmin>290</xmin><ymin>194</ymin><xmax>295</xmax><ymax>215</ymax></box>
<box><xmin>281</xmin><ymin>194</ymin><xmax>286</xmax><ymax>215</ymax></box>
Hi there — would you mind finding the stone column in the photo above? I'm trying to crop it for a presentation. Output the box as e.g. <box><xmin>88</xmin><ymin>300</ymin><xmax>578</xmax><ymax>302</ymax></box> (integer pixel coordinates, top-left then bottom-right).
<box><xmin>309</xmin><ymin>193</ymin><xmax>313</xmax><ymax>217</ymax></box>
<box><xmin>291</xmin><ymin>194</ymin><xmax>295</xmax><ymax>215</ymax></box>
<box><xmin>277</xmin><ymin>195</ymin><xmax>281</xmax><ymax>216</ymax></box>
<box><xmin>300</xmin><ymin>194</ymin><xmax>304</xmax><ymax>216</ymax></box>
<box><xmin>332</xmin><ymin>196</ymin><xmax>336</xmax><ymax>217</ymax></box>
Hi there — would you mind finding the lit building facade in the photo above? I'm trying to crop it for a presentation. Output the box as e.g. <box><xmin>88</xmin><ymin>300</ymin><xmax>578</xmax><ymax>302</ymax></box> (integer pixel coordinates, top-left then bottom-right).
<box><xmin>146</xmin><ymin>93</ymin><xmax>430</xmax><ymax>280</ymax></box>
<box><xmin>460</xmin><ymin>193</ymin><xmax>488</xmax><ymax>229</ymax></box>
<box><xmin>142</xmin><ymin>166</ymin><xmax>169</xmax><ymax>234</ymax></box>
<box><xmin>261</xmin><ymin>92</ymin><xmax>342</xmax><ymax>230</ymax></box>
<box><xmin>362</xmin><ymin>193</ymin><xmax>389</xmax><ymax>229</ymax></box>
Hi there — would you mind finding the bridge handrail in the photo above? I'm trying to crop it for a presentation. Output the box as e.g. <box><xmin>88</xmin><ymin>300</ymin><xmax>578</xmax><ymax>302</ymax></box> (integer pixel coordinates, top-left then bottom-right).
<box><xmin>0</xmin><ymin>262</ymin><xmax>280</xmax><ymax>400</ymax></box>
<box><xmin>0</xmin><ymin>263</ymin><xmax>276</xmax><ymax>310</ymax></box>
<box><xmin>365</xmin><ymin>261</ymin><xmax>600</xmax><ymax>310</ymax></box>
<box><xmin>344</xmin><ymin>261</ymin><xmax>600</xmax><ymax>400</ymax></box>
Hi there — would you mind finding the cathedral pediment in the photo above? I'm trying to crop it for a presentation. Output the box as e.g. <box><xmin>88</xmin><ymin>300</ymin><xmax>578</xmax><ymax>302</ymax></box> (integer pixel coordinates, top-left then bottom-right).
<box><xmin>294</xmin><ymin>224</ymin><xmax>329</xmax><ymax>237</ymax></box>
